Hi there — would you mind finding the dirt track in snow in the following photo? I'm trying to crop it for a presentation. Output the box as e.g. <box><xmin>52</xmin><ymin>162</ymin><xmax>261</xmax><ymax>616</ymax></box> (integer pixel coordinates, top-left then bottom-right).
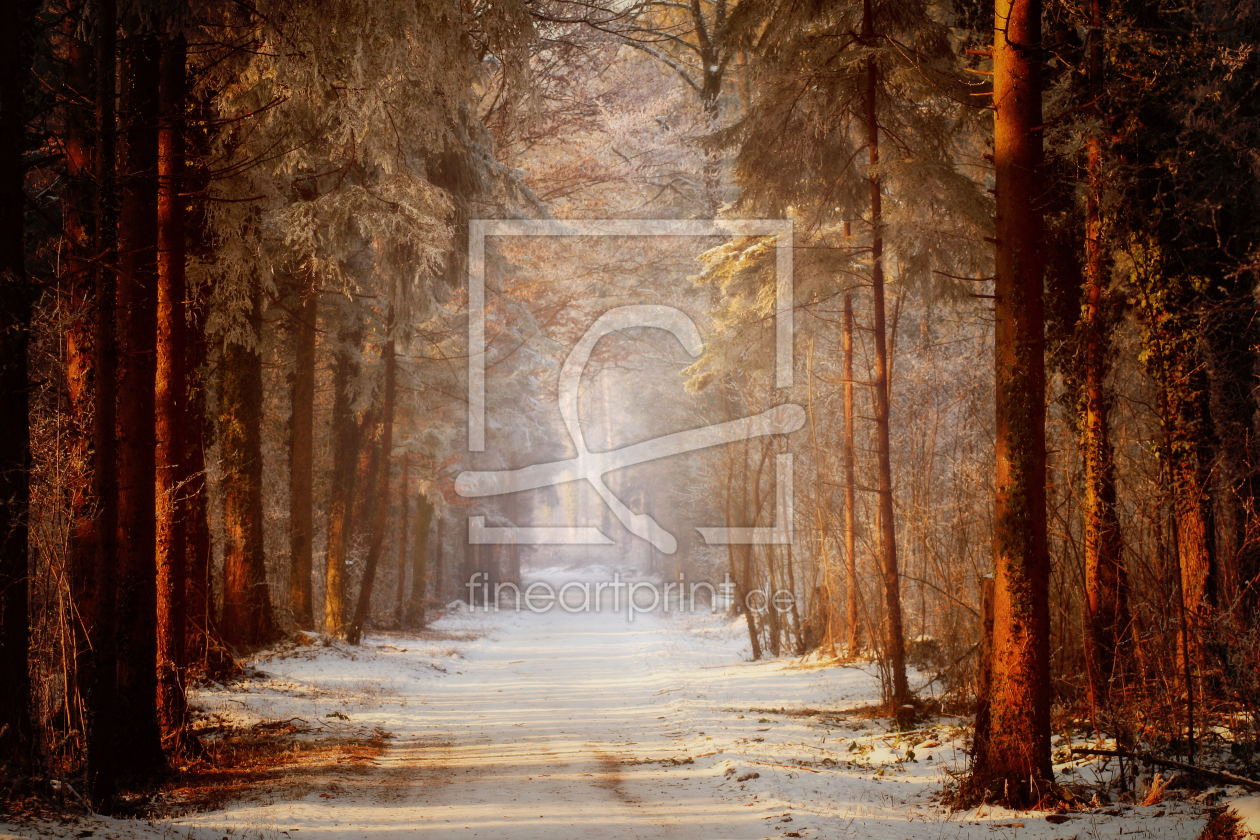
<box><xmin>1</xmin><ymin>576</ymin><xmax>1221</xmax><ymax>840</ymax></box>
<box><xmin>187</xmin><ymin>606</ymin><xmax>773</xmax><ymax>839</ymax></box>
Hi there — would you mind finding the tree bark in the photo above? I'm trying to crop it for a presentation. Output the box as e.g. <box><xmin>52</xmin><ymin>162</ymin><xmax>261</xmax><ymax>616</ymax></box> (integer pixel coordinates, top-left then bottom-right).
<box><xmin>220</xmin><ymin>284</ymin><xmax>278</xmax><ymax>648</ymax></box>
<box><xmin>969</xmin><ymin>0</ymin><xmax>1054</xmax><ymax>804</ymax></box>
<box><xmin>1167</xmin><ymin>374</ymin><xmax>1216</xmax><ymax>763</ymax></box>
<box><xmin>60</xmin><ymin>3</ymin><xmax>105</xmax><ymax>780</ymax></box>
<box><xmin>720</xmin><ymin>376</ymin><xmax>763</xmax><ymax>659</ymax></box>
<box><xmin>693</xmin><ymin>2</ymin><xmax>723</xmax><ymax>217</ymax></box>
<box><xmin>0</xmin><ymin>0</ymin><xmax>36</xmax><ymax>771</ymax></box>
<box><xmin>324</xmin><ymin>322</ymin><xmax>364</xmax><ymax>635</ymax></box>
<box><xmin>434</xmin><ymin>514</ymin><xmax>445</xmax><ymax>602</ymax></box>
<box><xmin>288</xmin><ymin>269</ymin><xmax>318</xmax><ymax>629</ymax></box>
<box><xmin>395</xmin><ymin>454</ymin><xmax>410</xmax><ymax>623</ymax></box>
<box><xmin>352</xmin><ymin>403</ymin><xmax>384</xmax><ymax>529</ymax></box>
<box><xmin>86</xmin><ymin>0</ymin><xmax>120</xmax><ymax>800</ymax></box>
<box><xmin>347</xmin><ymin>319</ymin><xmax>397</xmax><ymax>645</ymax></box>
<box><xmin>861</xmin><ymin>0</ymin><xmax>909</xmax><ymax>709</ymax></box>
<box><xmin>62</xmin><ymin>9</ymin><xmax>98</xmax><ymax>620</ymax></box>
<box><xmin>407</xmin><ymin>493</ymin><xmax>434</xmax><ymax>627</ymax></box>
<box><xmin>154</xmin><ymin>33</ymin><xmax>188</xmax><ymax>750</ymax></box>
<box><xmin>843</xmin><ymin>294</ymin><xmax>861</xmax><ymax>655</ymax></box>
<box><xmin>114</xmin><ymin>29</ymin><xmax>165</xmax><ymax>780</ymax></box>
<box><xmin>184</xmin><ymin>287</ymin><xmax>216</xmax><ymax>671</ymax></box>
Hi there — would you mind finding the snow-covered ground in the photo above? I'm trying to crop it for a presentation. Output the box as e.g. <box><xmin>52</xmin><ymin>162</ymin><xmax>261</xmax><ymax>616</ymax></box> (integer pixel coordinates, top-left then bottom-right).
<box><xmin>1</xmin><ymin>566</ymin><xmax>1244</xmax><ymax>840</ymax></box>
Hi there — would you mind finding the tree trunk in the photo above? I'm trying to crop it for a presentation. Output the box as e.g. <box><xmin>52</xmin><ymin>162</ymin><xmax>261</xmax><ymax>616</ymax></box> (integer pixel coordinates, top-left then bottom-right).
<box><xmin>1080</xmin><ymin>0</ymin><xmax>1127</xmax><ymax>714</ymax></box>
<box><xmin>973</xmin><ymin>574</ymin><xmax>996</xmax><ymax>752</ymax></box>
<box><xmin>434</xmin><ymin>514</ymin><xmax>445</xmax><ymax>602</ymax></box>
<box><xmin>324</xmin><ymin>322</ymin><xmax>363</xmax><ymax>635</ymax></box>
<box><xmin>289</xmin><ymin>269</ymin><xmax>318</xmax><ymax>629</ymax></box>
<box><xmin>154</xmin><ymin>33</ymin><xmax>188</xmax><ymax>750</ymax></box>
<box><xmin>730</xmin><ymin>418</ymin><xmax>763</xmax><ymax>660</ymax></box>
<box><xmin>861</xmin><ymin>0</ymin><xmax>909</xmax><ymax>709</ymax></box>
<box><xmin>1205</xmin><ymin>313</ymin><xmax>1260</xmax><ymax>617</ymax></box>
<box><xmin>1169</xmin><ymin>376</ymin><xmax>1217</xmax><ymax>760</ymax></box>
<box><xmin>220</xmin><ymin>284</ymin><xmax>277</xmax><ymax>648</ymax></box>
<box><xmin>0</xmin><ymin>0</ymin><xmax>35</xmax><ymax>770</ymax></box>
<box><xmin>347</xmin><ymin>320</ymin><xmax>397</xmax><ymax>645</ymax></box>
<box><xmin>843</xmin><ymin>294</ymin><xmax>861</xmax><ymax>655</ymax></box>
<box><xmin>85</xmin><ymin>0</ymin><xmax>120</xmax><ymax>800</ymax></box>
<box><xmin>63</xmin><ymin>9</ymin><xmax>98</xmax><ymax>620</ymax></box>
<box><xmin>693</xmin><ymin>3</ymin><xmax>723</xmax><ymax>219</ymax></box>
<box><xmin>408</xmin><ymin>493</ymin><xmax>435</xmax><ymax>627</ymax></box>
<box><xmin>60</xmin><ymin>4</ymin><xmax>105</xmax><ymax>781</ymax></box>
<box><xmin>114</xmin><ymin>29</ymin><xmax>165</xmax><ymax>780</ymax></box>
<box><xmin>184</xmin><ymin>288</ymin><xmax>216</xmax><ymax>671</ymax></box>
<box><xmin>969</xmin><ymin>0</ymin><xmax>1054</xmax><ymax>805</ymax></box>
<box><xmin>505</xmin><ymin>493</ymin><xmax>521</xmax><ymax>586</ymax></box>
<box><xmin>395</xmin><ymin>454</ymin><xmax>410</xmax><ymax>623</ymax></box>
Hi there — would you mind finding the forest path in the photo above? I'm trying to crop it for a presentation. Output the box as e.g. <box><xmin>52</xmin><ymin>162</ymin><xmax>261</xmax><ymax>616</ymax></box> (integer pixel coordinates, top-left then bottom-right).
<box><xmin>179</xmin><ymin>592</ymin><xmax>774</xmax><ymax>840</ymax></box>
<box><xmin>363</xmin><ymin>606</ymin><xmax>766</xmax><ymax>839</ymax></box>
<box><xmin>3</xmin><ymin>574</ymin><xmax>1216</xmax><ymax>840</ymax></box>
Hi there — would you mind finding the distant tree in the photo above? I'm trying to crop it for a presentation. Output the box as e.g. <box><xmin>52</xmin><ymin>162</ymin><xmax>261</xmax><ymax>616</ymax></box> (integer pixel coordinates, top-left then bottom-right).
<box><xmin>219</xmin><ymin>280</ymin><xmax>278</xmax><ymax>649</ymax></box>
<box><xmin>407</xmin><ymin>492</ymin><xmax>435</xmax><ymax>627</ymax></box>
<box><xmin>348</xmin><ymin>309</ymin><xmax>398</xmax><ymax>645</ymax></box>
<box><xmin>323</xmin><ymin>316</ymin><xmax>364</xmax><ymax>635</ymax></box>
<box><xmin>288</xmin><ymin>267</ymin><xmax>318</xmax><ymax>629</ymax></box>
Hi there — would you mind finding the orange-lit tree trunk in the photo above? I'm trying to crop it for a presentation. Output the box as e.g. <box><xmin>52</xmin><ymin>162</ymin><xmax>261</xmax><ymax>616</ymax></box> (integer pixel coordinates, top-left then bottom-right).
<box><xmin>861</xmin><ymin>0</ymin><xmax>909</xmax><ymax>710</ymax></box>
<box><xmin>1172</xmin><ymin>449</ymin><xmax>1217</xmax><ymax>658</ymax></box>
<box><xmin>154</xmin><ymin>33</ymin><xmax>188</xmax><ymax>749</ymax></box>
<box><xmin>969</xmin><ymin>0</ymin><xmax>1054</xmax><ymax>805</ymax></box>
<box><xmin>395</xmin><ymin>453</ymin><xmax>410</xmax><ymax>623</ymax></box>
<box><xmin>114</xmin><ymin>29</ymin><xmax>165</xmax><ymax>780</ymax></box>
<box><xmin>324</xmin><ymin>322</ymin><xmax>363</xmax><ymax>635</ymax></box>
<box><xmin>843</xmin><ymin>294</ymin><xmax>861</xmax><ymax>654</ymax></box>
<box><xmin>60</xmin><ymin>6</ymin><xmax>107</xmax><ymax>780</ymax></box>
<box><xmin>348</xmin><ymin>320</ymin><xmax>397</xmax><ymax>645</ymax></box>
<box><xmin>86</xmin><ymin>0</ymin><xmax>120</xmax><ymax>800</ymax></box>
<box><xmin>0</xmin><ymin>0</ymin><xmax>35</xmax><ymax>770</ymax></box>
<box><xmin>1079</xmin><ymin>0</ymin><xmax>1127</xmax><ymax>713</ymax></box>
<box><xmin>220</xmin><ymin>284</ymin><xmax>278</xmax><ymax>648</ymax></box>
<box><xmin>289</xmin><ymin>269</ymin><xmax>318</xmax><ymax>629</ymax></box>
<box><xmin>62</xmin><ymin>7</ymin><xmax>98</xmax><ymax>612</ymax></box>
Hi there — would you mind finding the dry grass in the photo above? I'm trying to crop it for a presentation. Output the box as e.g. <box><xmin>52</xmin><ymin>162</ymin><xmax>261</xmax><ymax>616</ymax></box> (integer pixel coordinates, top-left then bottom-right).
<box><xmin>1141</xmin><ymin>772</ymin><xmax>1173</xmax><ymax>806</ymax></box>
<box><xmin>154</xmin><ymin>717</ymin><xmax>391</xmax><ymax>815</ymax></box>
<box><xmin>1195</xmin><ymin>807</ymin><xmax>1250</xmax><ymax>840</ymax></box>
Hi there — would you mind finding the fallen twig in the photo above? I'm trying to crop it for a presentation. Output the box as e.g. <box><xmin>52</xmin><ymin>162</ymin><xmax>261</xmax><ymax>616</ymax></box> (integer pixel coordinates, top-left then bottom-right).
<box><xmin>750</xmin><ymin>760</ymin><xmax>827</xmax><ymax>774</ymax></box>
<box><xmin>1070</xmin><ymin>747</ymin><xmax>1260</xmax><ymax>792</ymax></box>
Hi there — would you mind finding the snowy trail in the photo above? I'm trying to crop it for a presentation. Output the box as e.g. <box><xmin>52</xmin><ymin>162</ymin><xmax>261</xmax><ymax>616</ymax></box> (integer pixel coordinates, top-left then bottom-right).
<box><xmin>359</xmin><ymin>608</ymin><xmax>764</xmax><ymax>839</ymax></box>
<box><xmin>179</xmin><ymin>602</ymin><xmax>774</xmax><ymax>839</ymax></box>
<box><xmin>166</xmin><ymin>595</ymin><xmax>1212</xmax><ymax>840</ymax></box>
<box><xmin>2</xmin><ymin>576</ymin><xmax>1219</xmax><ymax>840</ymax></box>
